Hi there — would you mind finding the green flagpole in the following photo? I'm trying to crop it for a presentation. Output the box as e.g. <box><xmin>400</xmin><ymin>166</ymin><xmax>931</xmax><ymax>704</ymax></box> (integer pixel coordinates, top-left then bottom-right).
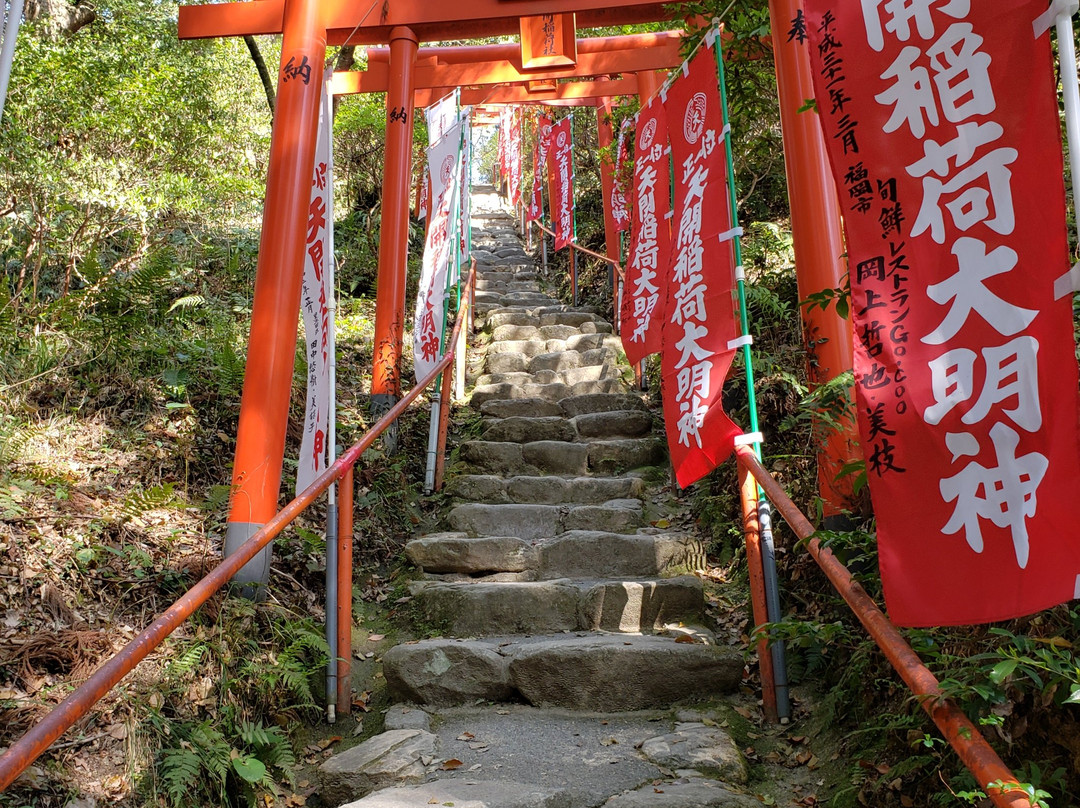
<box><xmin>714</xmin><ymin>21</ymin><xmax>790</xmax><ymax>721</ymax></box>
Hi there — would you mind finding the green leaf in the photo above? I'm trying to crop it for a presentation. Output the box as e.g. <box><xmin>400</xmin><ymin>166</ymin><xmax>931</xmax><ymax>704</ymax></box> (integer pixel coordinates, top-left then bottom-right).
<box><xmin>989</xmin><ymin>659</ymin><xmax>1018</xmax><ymax>684</ymax></box>
<box><xmin>231</xmin><ymin>754</ymin><xmax>267</xmax><ymax>784</ymax></box>
<box><xmin>1065</xmin><ymin>684</ymin><xmax>1080</xmax><ymax>704</ymax></box>
<box><xmin>796</xmin><ymin>98</ymin><xmax>818</xmax><ymax>114</ymax></box>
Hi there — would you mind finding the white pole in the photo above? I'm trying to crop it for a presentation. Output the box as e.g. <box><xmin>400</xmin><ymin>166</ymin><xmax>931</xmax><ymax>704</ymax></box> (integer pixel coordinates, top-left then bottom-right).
<box><xmin>323</xmin><ymin>73</ymin><xmax>340</xmax><ymax>725</ymax></box>
<box><xmin>0</xmin><ymin>0</ymin><xmax>25</xmax><ymax>125</ymax></box>
<box><xmin>1052</xmin><ymin>5</ymin><xmax>1080</xmax><ymax>298</ymax></box>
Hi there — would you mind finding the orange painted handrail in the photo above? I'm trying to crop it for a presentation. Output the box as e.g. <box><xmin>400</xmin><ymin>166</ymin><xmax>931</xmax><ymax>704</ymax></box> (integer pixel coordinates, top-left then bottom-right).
<box><xmin>734</xmin><ymin>445</ymin><xmax>1030</xmax><ymax>808</ymax></box>
<box><xmin>531</xmin><ymin>220</ymin><xmax>625</xmax><ymax>283</ymax></box>
<box><xmin>0</xmin><ymin>267</ymin><xmax>477</xmax><ymax>792</ymax></box>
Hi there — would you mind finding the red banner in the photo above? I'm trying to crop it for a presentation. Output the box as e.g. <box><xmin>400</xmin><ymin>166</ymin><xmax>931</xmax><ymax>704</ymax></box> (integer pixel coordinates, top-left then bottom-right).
<box><xmin>805</xmin><ymin>0</ymin><xmax>1080</xmax><ymax>626</ymax></box>
<box><xmin>508</xmin><ymin>107</ymin><xmax>523</xmax><ymax>206</ymax></box>
<box><xmin>660</xmin><ymin>36</ymin><xmax>742</xmax><ymax>487</ymax></box>
<box><xmin>611</xmin><ymin>118</ymin><xmax>632</xmax><ymax>233</ymax></box>
<box><xmin>527</xmin><ymin>114</ymin><xmax>553</xmax><ymax>223</ymax></box>
<box><xmin>549</xmin><ymin>117</ymin><xmax>575</xmax><ymax>251</ymax></box>
<box><xmin>620</xmin><ymin>96</ymin><xmax>671</xmax><ymax>365</ymax></box>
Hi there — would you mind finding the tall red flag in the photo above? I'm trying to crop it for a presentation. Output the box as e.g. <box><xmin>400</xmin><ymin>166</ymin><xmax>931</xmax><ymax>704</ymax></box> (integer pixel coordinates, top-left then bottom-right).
<box><xmin>508</xmin><ymin>107</ymin><xmax>523</xmax><ymax>206</ymax></box>
<box><xmin>804</xmin><ymin>0</ymin><xmax>1080</xmax><ymax>625</ymax></box>
<box><xmin>660</xmin><ymin>36</ymin><xmax>743</xmax><ymax>487</ymax></box>
<box><xmin>620</xmin><ymin>96</ymin><xmax>671</xmax><ymax>365</ymax></box>
<box><xmin>526</xmin><ymin>114</ymin><xmax>553</xmax><ymax>224</ymax></box>
<box><xmin>549</xmin><ymin>117</ymin><xmax>575</xmax><ymax>251</ymax></box>
<box><xmin>611</xmin><ymin>118</ymin><xmax>632</xmax><ymax>233</ymax></box>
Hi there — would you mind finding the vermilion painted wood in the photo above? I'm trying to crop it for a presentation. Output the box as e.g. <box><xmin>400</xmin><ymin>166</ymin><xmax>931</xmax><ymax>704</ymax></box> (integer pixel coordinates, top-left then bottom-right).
<box><xmin>177</xmin><ymin>0</ymin><xmax>673</xmax><ymax>43</ymax></box>
<box><xmin>412</xmin><ymin>79</ymin><xmax>637</xmax><ymax>109</ymax></box>
<box><xmin>336</xmin><ymin>465</ymin><xmax>353</xmax><ymax>714</ymax></box>
<box><xmin>370</xmin><ymin>28</ymin><xmax>419</xmax><ymax>404</ymax></box>
<box><xmin>331</xmin><ymin>43</ymin><xmax>684</xmax><ymax>95</ymax></box>
<box><xmin>520</xmin><ymin>12</ymin><xmax>577</xmax><ymax>69</ymax></box>
<box><xmin>227</xmin><ymin>0</ymin><xmax>326</xmax><ymax>532</ymax></box>
<box><xmin>767</xmin><ymin>0</ymin><xmax>859</xmax><ymax>515</ymax></box>
<box><xmin>365</xmin><ymin>30</ymin><xmax>684</xmax><ymax>63</ymax></box>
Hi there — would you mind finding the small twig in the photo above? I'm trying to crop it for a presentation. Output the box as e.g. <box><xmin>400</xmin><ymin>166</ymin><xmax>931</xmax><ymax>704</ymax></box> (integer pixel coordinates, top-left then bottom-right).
<box><xmin>50</xmin><ymin>730</ymin><xmax>109</xmax><ymax>751</ymax></box>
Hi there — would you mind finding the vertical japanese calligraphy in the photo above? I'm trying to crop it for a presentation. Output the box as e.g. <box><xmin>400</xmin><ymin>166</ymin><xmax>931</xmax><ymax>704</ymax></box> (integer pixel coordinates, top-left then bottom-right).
<box><xmin>297</xmin><ymin>71</ymin><xmax>334</xmax><ymax>495</ymax></box>
<box><xmin>414</xmin><ymin>121</ymin><xmax>463</xmax><ymax>384</ymax></box>
<box><xmin>549</xmin><ymin>117</ymin><xmax>575</xmax><ymax>250</ymax></box>
<box><xmin>507</xmin><ymin>107</ymin><xmax>523</xmax><ymax>207</ymax></box>
<box><xmin>660</xmin><ymin>37</ymin><xmax>743</xmax><ymax>488</ymax></box>
<box><xmin>806</xmin><ymin>0</ymin><xmax>1080</xmax><ymax>626</ymax></box>
<box><xmin>611</xmin><ymin>118</ymin><xmax>632</xmax><ymax>233</ymax></box>
<box><xmin>620</xmin><ymin>97</ymin><xmax>670</xmax><ymax>365</ymax></box>
<box><xmin>526</xmin><ymin>113</ymin><xmax>553</xmax><ymax>223</ymax></box>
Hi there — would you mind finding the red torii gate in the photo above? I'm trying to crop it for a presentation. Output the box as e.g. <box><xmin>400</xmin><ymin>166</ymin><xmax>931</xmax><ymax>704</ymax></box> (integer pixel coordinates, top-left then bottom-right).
<box><xmin>176</xmin><ymin>0</ymin><xmax>857</xmax><ymax>592</ymax></box>
<box><xmin>177</xmin><ymin>0</ymin><xmax>679</xmax><ymax>593</ymax></box>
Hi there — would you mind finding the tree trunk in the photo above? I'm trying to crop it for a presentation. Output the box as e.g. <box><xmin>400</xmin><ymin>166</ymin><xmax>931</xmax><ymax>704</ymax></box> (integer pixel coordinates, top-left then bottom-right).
<box><xmin>24</xmin><ymin>0</ymin><xmax>95</xmax><ymax>38</ymax></box>
<box><xmin>244</xmin><ymin>35</ymin><xmax>275</xmax><ymax>119</ymax></box>
<box><xmin>332</xmin><ymin>46</ymin><xmax>355</xmax><ymax>118</ymax></box>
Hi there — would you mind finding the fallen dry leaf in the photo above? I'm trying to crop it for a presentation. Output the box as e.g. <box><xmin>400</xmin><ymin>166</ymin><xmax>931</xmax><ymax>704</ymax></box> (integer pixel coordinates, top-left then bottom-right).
<box><xmin>367</xmin><ymin>634</ymin><xmax>385</xmax><ymax>642</ymax></box>
<box><xmin>674</xmin><ymin>634</ymin><xmax>696</xmax><ymax>644</ymax></box>
<box><xmin>456</xmin><ymin>732</ymin><xmax>475</xmax><ymax>741</ymax></box>
<box><xmin>440</xmin><ymin>758</ymin><xmax>463</xmax><ymax>770</ymax></box>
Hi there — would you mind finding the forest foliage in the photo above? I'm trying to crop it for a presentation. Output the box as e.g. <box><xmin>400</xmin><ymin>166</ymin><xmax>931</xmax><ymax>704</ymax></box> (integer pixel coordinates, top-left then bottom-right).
<box><xmin>0</xmin><ymin>1</ymin><xmax>1079</xmax><ymax>807</ymax></box>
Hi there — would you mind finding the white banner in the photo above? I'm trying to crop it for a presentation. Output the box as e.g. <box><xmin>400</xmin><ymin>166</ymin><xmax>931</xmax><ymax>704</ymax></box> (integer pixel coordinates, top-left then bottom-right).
<box><xmin>296</xmin><ymin>70</ymin><xmax>334</xmax><ymax>496</ymax></box>
<box><xmin>457</xmin><ymin>112</ymin><xmax>473</xmax><ymax>275</ymax></box>
<box><xmin>414</xmin><ymin>120</ymin><xmax>463</xmax><ymax>383</ymax></box>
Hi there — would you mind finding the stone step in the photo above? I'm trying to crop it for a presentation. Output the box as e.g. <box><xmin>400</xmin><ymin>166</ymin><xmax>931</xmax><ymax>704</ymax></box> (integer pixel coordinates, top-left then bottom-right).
<box><xmin>478</xmin><ymin>393</ymin><xmax>646</xmax><ymax>420</ymax></box>
<box><xmin>407</xmin><ymin>527</ymin><xmax>701</xmax><ymax>580</ymax></box>
<box><xmin>409</xmin><ymin>576</ymin><xmax>703</xmax><ymax>637</ymax></box>
<box><xmin>457</xmin><ymin>437</ymin><xmax>664</xmax><ymax>475</ymax></box>
<box><xmin>444</xmin><ymin>474</ymin><xmax>645</xmax><ymax>504</ymax></box>
<box><xmin>468</xmin><ymin>379</ymin><xmax>631</xmax><ymax>410</ymax></box>
<box><xmin>478</xmin><ymin>410</ymin><xmax>650</xmax><ymax>444</ymax></box>
<box><xmin>332</xmin><ymin>781</ymin><xmax>571</xmax><ymax>808</ymax></box>
<box><xmin>383</xmin><ymin>633</ymin><xmax>741</xmax><ymax>710</ymax></box>
<box><xmin>445</xmin><ymin>500</ymin><xmax>644</xmax><ymax>540</ymax></box>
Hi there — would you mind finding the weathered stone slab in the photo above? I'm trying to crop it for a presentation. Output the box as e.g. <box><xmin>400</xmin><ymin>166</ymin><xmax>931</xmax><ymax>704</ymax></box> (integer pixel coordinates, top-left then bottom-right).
<box><xmin>522</xmin><ymin>441</ymin><xmax>589</xmax><ymax>474</ymax></box>
<box><xmin>602</xmin><ymin>779</ymin><xmax>759</xmax><ymax>808</ymax></box>
<box><xmin>639</xmin><ymin>724</ymin><xmax>748</xmax><ymax>784</ymax></box>
<box><xmin>538</xmin><ymin>531</ymin><xmax>704</xmax><ymax>579</ymax></box>
<box><xmin>565</xmin><ymin>333</ymin><xmax>606</xmax><ymax>352</ymax></box>
<box><xmin>480</xmin><ymin>398</ymin><xmax>564</xmax><ymax>419</ymax></box>
<box><xmin>567</xmin><ymin>476</ymin><xmax>646</xmax><ymax>503</ymax></box>
<box><xmin>492</xmin><ymin>324</ymin><xmax>540</xmax><ymax>342</ymax></box>
<box><xmin>570</xmin><ymin>379</ymin><xmax>629</xmax><ymax>397</ymax></box>
<box><xmin>573</xmin><ymin>410</ymin><xmax>653</xmax><ymax>439</ymax></box>
<box><xmin>483</xmin><ymin>416</ymin><xmax>576</xmax><ymax>444</ymax></box>
<box><xmin>383</xmin><ymin>640</ymin><xmax>514</xmax><ymax>705</ymax></box>
<box><xmin>444</xmin><ymin>475</ymin><xmax>509</xmax><ymax>503</ymax></box>
<box><xmin>538</xmin><ymin>324</ymin><xmax>579</xmax><ymax>341</ymax></box>
<box><xmin>413</xmin><ymin>580</ymin><xmax>582</xmax><ymax>636</ymax></box>
<box><xmin>476</xmin><ymin>371</ymin><xmax>534</xmax><ymax>388</ymax></box>
<box><xmin>587</xmin><ymin>438</ymin><xmax>667</xmax><ymax>474</ymax></box>
<box><xmin>339</xmin><ymin>780</ymin><xmax>572</xmax><ymax>808</ymax></box>
<box><xmin>507</xmin><ymin>635</ymin><xmax>743</xmax><ymax>711</ymax></box>
<box><xmin>580</xmin><ymin>347</ymin><xmax>618</xmax><ymax>366</ymax></box>
<box><xmin>559</xmin><ymin>393</ymin><xmax>647</xmax><ymax>417</ymax></box>
<box><xmin>539</xmin><ymin>311</ymin><xmax>598</xmax><ymax>327</ymax></box>
<box><xmin>578</xmin><ymin>320</ymin><xmax>613</xmax><ymax>334</ymax></box>
<box><xmin>469</xmin><ymin>383</ymin><xmax>515</xmax><ymax>409</ymax></box>
<box><xmin>447</xmin><ymin>503</ymin><xmax>563</xmax><ymax>541</ymax></box>
<box><xmin>459</xmin><ymin>441</ymin><xmax>529</xmax><ymax>475</ymax></box>
<box><xmin>487</xmin><ymin>312</ymin><xmax>540</xmax><ymax>329</ymax></box>
<box><xmin>506</xmin><ymin>475</ymin><xmax>571</xmax><ymax>504</ymax></box>
<box><xmin>580</xmin><ymin>577</ymin><xmax>704</xmax><ymax>632</ymax></box>
<box><xmin>318</xmin><ymin>729</ymin><xmax>436</xmax><ymax>805</ymax></box>
<box><xmin>405</xmin><ymin>535</ymin><xmax>535</xmax><ymax>573</ymax></box>
<box><xmin>561</xmin><ymin>501</ymin><xmax>643</xmax><ymax>533</ymax></box>
<box><xmin>561</xmin><ymin>365</ymin><xmax>617</xmax><ymax>387</ymax></box>
<box><xmin>485</xmin><ymin>352</ymin><xmax>528</xmax><ymax>375</ymax></box>
<box><xmin>487</xmin><ymin>339</ymin><xmax>548</xmax><ymax>358</ymax></box>
<box><xmin>529</xmin><ymin>351</ymin><xmax>582</xmax><ymax>373</ymax></box>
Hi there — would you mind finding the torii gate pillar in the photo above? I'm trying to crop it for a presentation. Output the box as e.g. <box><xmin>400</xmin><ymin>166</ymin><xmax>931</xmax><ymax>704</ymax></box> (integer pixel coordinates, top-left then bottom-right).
<box><xmin>769</xmin><ymin>0</ymin><xmax>860</xmax><ymax>516</ymax></box>
<box><xmin>223</xmin><ymin>0</ymin><xmax>327</xmax><ymax>597</ymax></box>
<box><xmin>371</xmin><ymin>27</ymin><xmax>419</xmax><ymax>435</ymax></box>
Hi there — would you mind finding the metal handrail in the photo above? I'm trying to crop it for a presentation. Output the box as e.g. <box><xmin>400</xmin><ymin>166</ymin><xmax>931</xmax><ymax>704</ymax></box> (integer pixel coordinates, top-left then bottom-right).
<box><xmin>531</xmin><ymin>219</ymin><xmax>625</xmax><ymax>283</ymax></box>
<box><xmin>734</xmin><ymin>446</ymin><xmax>1030</xmax><ymax>808</ymax></box>
<box><xmin>0</xmin><ymin>264</ymin><xmax>477</xmax><ymax>792</ymax></box>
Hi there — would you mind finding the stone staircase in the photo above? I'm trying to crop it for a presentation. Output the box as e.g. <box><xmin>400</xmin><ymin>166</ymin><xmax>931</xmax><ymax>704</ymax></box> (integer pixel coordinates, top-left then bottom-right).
<box><xmin>318</xmin><ymin>189</ymin><xmax>759</xmax><ymax>808</ymax></box>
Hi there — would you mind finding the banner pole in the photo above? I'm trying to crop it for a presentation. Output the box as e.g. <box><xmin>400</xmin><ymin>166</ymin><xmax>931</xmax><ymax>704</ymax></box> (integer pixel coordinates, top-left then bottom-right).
<box><xmin>715</xmin><ymin>21</ymin><xmax>790</xmax><ymax>721</ymax></box>
<box><xmin>570</xmin><ymin>113</ymin><xmax>579</xmax><ymax>306</ymax></box>
<box><xmin>1055</xmin><ymin>8</ymin><xmax>1080</xmax><ymax>298</ymax></box>
<box><xmin>323</xmin><ymin>71</ymin><xmax>340</xmax><ymax>723</ymax></box>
